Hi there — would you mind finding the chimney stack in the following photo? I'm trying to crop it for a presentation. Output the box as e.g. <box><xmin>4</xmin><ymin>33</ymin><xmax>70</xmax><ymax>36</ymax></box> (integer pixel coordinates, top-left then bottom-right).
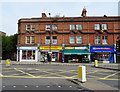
<box><xmin>81</xmin><ymin>8</ymin><xmax>87</xmax><ymax>17</ymax></box>
<box><xmin>42</xmin><ymin>13</ymin><xmax>47</xmax><ymax>18</ymax></box>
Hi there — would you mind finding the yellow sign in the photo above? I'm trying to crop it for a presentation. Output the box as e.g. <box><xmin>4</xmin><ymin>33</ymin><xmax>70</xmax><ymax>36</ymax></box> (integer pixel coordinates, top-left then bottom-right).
<box><xmin>65</xmin><ymin>47</ymin><xmax>74</xmax><ymax>49</ymax></box>
<box><xmin>40</xmin><ymin>46</ymin><xmax>62</xmax><ymax>50</ymax></box>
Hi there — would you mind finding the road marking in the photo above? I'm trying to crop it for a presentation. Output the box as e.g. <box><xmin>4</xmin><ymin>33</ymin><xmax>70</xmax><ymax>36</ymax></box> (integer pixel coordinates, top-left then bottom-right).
<box><xmin>0</xmin><ymin>73</ymin><xmax>3</xmax><ymax>77</ymax></box>
<box><xmin>14</xmin><ymin>68</ymin><xmax>35</xmax><ymax>77</ymax></box>
<box><xmin>101</xmin><ymin>71</ymin><xmax>120</xmax><ymax>79</ymax></box>
<box><xmin>86</xmin><ymin>70</ymin><xmax>98</xmax><ymax>74</ymax></box>
<box><xmin>37</xmin><ymin>70</ymin><xmax>68</xmax><ymax>78</ymax></box>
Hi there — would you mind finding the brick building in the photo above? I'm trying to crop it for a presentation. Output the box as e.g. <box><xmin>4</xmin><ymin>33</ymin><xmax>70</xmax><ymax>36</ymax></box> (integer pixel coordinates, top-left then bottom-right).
<box><xmin>17</xmin><ymin>8</ymin><xmax>120</xmax><ymax>63</ymax></box>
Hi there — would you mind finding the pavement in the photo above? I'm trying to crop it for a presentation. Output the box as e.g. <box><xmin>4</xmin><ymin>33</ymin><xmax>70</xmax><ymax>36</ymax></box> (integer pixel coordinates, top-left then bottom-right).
<box><xmin>1</xmin><ymin>60</ymin><xmax>119</xmax><ymax>70</ymax></box>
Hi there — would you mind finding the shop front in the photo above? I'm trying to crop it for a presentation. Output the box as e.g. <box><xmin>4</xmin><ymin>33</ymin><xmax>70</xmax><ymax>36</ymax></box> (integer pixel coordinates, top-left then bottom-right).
<box><xmin>90</xmin><ymin>46</ymin><xmax>116</xmax><ymax>63</ymax></box>
<box><xmin>40</xmin><ymin>46</ymin><xmax>63</xmax><ymax>62</ymax></box>
<box><xmin>17</xmin><ymin>46</ymin><xmax>38</xmax><ymax>62</ymax></box>
<box><xmin>64</xmin><ymin>46</ymin><xmax>90</xmax><ymax>63</ymax></box>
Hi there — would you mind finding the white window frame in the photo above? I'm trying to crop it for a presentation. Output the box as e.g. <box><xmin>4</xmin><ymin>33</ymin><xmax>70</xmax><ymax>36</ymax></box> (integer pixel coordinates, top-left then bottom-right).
<box><xmin>52</xmin><ymin>36</ymin><xmax>57</xmax><ymax>44</ymax></box>
<box><xmin>52</xmin><ymin>24</ymin><xmax>57</xmax><ymax>30</ymax></box>
<box><xmin>46</xmin><ymin>25</ymin><xmax>50</xmax><ymax>31</ymax></box>
<box><xmin>94</xmin><ymin>24</ymin><xmax>100</xmax><ymax>30</ymax></box>
<box><xmin>70</xmin><ymin>36</ymin><xmax>75</xmax><ymax>44</ymax></box>
<box><xmin>26</xmin><ymin>36</ymin><xmax>35</xmax><ymax>44</ymax></box>
<box><xmin>95</xmin><ymin>36</ymin><xmax>100</xmax><ymax>44</ymax></box>
<box><xmin>70</xmin><ymin>24</ymin><xmax>75</xmax><ymax>30</ymax></box>
<box><xmin>102</xmin><ymin>24</ymin><xmax>107</xmax><ymax>30</ymax></box>
<box><xmin>31</xmin><ymin>24</ymin><xmax>35</xmax><ymax>31</ymax></box>
<box><xmin>102</xmin><ymin>36</ymin><xmax>108</xmax><ymax>44</ymax></box>
<box><xmin>76</xmin><ymin>36</ymin><xmax>82</xmax><ymax>44</ymax></box>
<box><xmin>45</xmin><ymin>36</ymin><xmax>50</xmax><ymax>44</ymax></box>
<box><xmin>76</xmin><ymin>24</ymin><xmax>82</xmax><ymax>30</ymax></box>
<box><xmin>26</xmin><ymin>25</ymin><xmax>31</xmax><ymax>31</ymax></box>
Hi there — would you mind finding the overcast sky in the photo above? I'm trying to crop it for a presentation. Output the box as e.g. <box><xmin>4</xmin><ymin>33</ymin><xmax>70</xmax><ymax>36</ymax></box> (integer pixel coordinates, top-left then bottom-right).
<box><xmin>0</xmin><ymin>0</ymin><xmax>119</xmax><ymax>36</ymax></box>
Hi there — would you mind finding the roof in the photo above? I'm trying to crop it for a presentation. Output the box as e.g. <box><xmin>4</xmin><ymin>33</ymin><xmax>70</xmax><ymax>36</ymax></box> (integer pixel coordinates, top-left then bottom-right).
<box><xmin>18</xmin><ymin>16</ymin><xmax>120</xmax><ymax>23</ymax></box>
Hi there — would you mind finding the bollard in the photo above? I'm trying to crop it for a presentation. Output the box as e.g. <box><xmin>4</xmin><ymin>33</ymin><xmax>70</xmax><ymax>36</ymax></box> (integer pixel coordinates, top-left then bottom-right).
<box><xmin>5</xmin><ymin>59</ymin><xmax>11</xmax><ymax>67</ymax></box>
<box><xmin>94</xmin><ymin>60</ymin><xmax>98</xmax><ymax>67</ymax></box>
<box><xmin>78</xmin><ymin>66</ymin><xmax>86</xmax><ymax>83</ymax></box>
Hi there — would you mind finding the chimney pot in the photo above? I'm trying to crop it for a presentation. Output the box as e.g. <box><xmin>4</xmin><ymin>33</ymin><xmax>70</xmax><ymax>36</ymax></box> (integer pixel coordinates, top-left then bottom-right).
<box><xmin>42</xmin><ymin>13</ymin><xmax>47</xmax><ymax>18</ymax></box>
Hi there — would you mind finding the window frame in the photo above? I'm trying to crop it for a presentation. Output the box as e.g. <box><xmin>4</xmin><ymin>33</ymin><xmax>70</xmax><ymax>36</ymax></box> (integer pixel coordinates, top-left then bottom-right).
<box><xmin>70</xmin><ymin>36</ymin><xmax>75</xmax><ymax>44</ymax></box>
<box><xmin>76</xmin><ymin>36</ymin><xmax>82</xmax><ymax>44</ymax></box>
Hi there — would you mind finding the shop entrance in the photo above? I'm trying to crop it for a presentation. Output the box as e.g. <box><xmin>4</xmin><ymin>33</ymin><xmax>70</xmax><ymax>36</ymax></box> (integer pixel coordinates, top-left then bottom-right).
<box><xmin>40</xmin><ymin>52</ymin><xmax>59</xmax><ymax>62</ymax></box>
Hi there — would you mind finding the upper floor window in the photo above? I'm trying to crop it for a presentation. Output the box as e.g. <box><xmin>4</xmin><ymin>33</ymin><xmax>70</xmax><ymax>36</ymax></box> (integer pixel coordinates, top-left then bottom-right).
<box><xmin>101</xmin><ymin>24</ymin><xmax>107</xmax><ymax>30</ymax></box>
<box><xmin>95</xmin><ymin>36</ymin><xmax>100</xmax><ymax>44</ymax></box>
<box><xmin>102</xmin><ymin>36</ymin><xmax>108</xmax><ymax>44</ymax></box>
<box><xmin>76</xmin><ymin>24</ymin><xmax>82</xmax><ymax>30</ymax></box>
<box><xmin>26</xmin><ymin>36</ymin><xmax>35</xmax><ymax>44</ymax></box>
<box><xmin>76</xmin><ymin>36</ymin><xmax>82</xmax><ymax>44</ymax></box>
<box><xmin>70</xmin><ymin>36</ymin><xmax>75</xmax><ymax>44</ymax></box>
<box><xmin>52</xmin><ymin>24</ymin><xmax>57</xmax><ymax>30</ymax></box>
<box><xmin>26</xmin><ymin>24</ymin><xmax>35</xmax><ymax>31</ymax></box>
<box><xmin>94</xmin><ymin>24</ymin><xmax>100</xmax><ymax>30</ymax></box>
<box><xmin>52</xmin><ymin>36</ymin><xmax>57</xmax><ymax>44</ymax></box>
<box><xmin>45</xmin><ymin>36</ymin><xmax>50</xmax><ymax>44</ymax></box>
<box><xmin>46</xmin><ymin>25</ymin><xmax>50</xmax><ymax>31</ymax></box>
<box><xmin>31</xmin><ymin>25</ymin><xmax>35</xmax><ymax>31</ymax></box>
<box><xmin>70</xmin><ymin>24</ymin><xmax>75</xmax><ymax>30</ymax></box>
<box><xmin>26</xmin><ymin>25</ymin><xmax>31</xmax><ymax>31</ymax></box>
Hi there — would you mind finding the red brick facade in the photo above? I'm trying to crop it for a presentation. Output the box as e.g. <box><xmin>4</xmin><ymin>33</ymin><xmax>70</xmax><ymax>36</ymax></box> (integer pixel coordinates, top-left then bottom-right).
<box><xmin>18</xmin><ymin>15</ymin><xmax>120</xmax><ymax>46</ymax></box>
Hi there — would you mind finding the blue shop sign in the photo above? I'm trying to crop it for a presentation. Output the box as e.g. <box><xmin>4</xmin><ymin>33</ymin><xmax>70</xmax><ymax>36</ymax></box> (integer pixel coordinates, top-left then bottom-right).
<box><xmin>90</xmin><ymin>46</ymin><xmax>115</xmax><ymax>52</ymax></box>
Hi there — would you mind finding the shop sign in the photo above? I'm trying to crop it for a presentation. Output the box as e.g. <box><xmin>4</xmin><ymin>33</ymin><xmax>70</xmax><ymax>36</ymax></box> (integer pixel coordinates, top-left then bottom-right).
<box><xmin>19</xmin><ymin>47</ymin><xmax>37</xmax><ymax>50</ymax></box>
<box><xmin>65</xmin><ymin>47</ymin><xmax>74</xmax><ymax>49</ymax></box>
<box><xmin>40</xmin><ymin>46</ymin><xmax>62</xmax><ymax>50</ymax></box>
<box><xmin>90</xmin><ymin>46</ymin><xmax>114</xmax><ymax>52</ymax></box>
<box><xmin>75</xmin><ymin>47</ymin><xmax>87</xmax><ymax>50</ymax></box>
<box><xmin>65</xmin><ymin>47</ymin><xmax>88</xmax><ymax>50</ymax></box>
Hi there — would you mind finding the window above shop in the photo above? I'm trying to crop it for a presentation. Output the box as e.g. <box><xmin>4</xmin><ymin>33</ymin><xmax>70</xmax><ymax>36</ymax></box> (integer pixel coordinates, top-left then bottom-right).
<box><xmin>26</xmin><ymin>24</ymin><xmax>36</xmax><ymax>31</ymax></box>
<box><xmin>94</xmin><ymin>24</ymin><xmax>108</xmax><ymax>31</ymax></box>
<box><xmin>26</xmin><ymin>36</ymin><xmax>35</xmax><ymax>44</ymax></box>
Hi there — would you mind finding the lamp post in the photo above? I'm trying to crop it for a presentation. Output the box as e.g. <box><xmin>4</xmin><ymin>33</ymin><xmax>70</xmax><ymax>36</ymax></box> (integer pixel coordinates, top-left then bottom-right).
<box><xmin>48</xmin><ymin>13</ymin><xmax>52</xmax><ymax>63</ymax></box>
<box><xmin>37</xmin><ymin>43</ymin><xmax>40</xmax><ymax>62</ymax></box>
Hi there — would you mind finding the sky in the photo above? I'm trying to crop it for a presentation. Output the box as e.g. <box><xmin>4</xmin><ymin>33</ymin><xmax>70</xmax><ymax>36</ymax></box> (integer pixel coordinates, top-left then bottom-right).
<box><xmin>0</xmin><ymin>0</ymin><xmax>119</xmax><ymax>36</ymax></box>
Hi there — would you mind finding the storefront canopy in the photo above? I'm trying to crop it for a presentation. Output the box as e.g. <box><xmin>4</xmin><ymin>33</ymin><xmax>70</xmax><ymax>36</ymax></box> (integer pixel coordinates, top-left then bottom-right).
<box><xmin>64</xmin><ymin>49</ymin><xmax>90</xmax><ymax>55</ymax></box>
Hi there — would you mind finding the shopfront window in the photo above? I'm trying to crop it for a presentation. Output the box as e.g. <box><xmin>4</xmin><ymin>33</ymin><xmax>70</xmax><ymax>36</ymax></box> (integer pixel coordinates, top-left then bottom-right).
<box><xmin>22</xmin><ymin>50</ymin><xmax>35</xmax><ymax>60</ymax></box>
<box><xmin>94</xmin><ymin>54</ymin><xmax>110</xmax><ymax>61</ymax></box>
<box><xmin>95</xmin><ymin>36</ymin><xmax>100</xmax><ymax>44</ymax></box>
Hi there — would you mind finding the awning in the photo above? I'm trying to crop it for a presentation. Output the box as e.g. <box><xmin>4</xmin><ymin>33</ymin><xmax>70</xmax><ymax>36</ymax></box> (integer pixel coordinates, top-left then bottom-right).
<box><xmin>64</xmin><ymin>49</ymin><xmax>90</xmax><ymax>55</ymax></box>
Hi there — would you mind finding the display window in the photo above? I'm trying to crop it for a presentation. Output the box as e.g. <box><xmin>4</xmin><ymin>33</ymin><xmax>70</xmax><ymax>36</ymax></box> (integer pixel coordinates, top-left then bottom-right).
<box><xmin>22</xmin><ymin>50</ymin><xmax>35</xmax><ymax>60</ymax></box>
<box><xmin>93</xmin><ymin>54</ymin><xmax>110</xmax><ymax>61</ymax></box>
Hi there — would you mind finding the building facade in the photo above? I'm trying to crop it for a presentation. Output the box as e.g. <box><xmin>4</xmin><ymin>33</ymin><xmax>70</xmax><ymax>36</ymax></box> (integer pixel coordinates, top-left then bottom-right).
<box><xmin>17</xmin><ymin>9</ymin><xmax>120</xmax><ymax>63</ymax></box>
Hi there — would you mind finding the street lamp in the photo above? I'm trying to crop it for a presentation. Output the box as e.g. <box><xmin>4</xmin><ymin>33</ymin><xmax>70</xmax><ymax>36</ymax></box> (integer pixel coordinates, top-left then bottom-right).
<box><xmin>48</xmin><ymin>13</ymin><xmax>52</xmax><ymax>63</ymax></box>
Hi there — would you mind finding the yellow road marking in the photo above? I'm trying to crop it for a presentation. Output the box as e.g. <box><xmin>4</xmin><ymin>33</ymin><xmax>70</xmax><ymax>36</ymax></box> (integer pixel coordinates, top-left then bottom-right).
<box><xmin>0</xmin><ymin>73</ymin><xmax>3</xmax><ymax>77</ymax></box>
<box><xmin>87</xmin><ymin>75</ymin><xmax>101</xmax><ymax>79</ymax></box>
<box><xmin>101</xmin><ymin>71</ymin><xmax>120</xmax><ymax>79</ymax></box>
<box><xmin>14</xmin><ymin>68</ymin><xmax>35</xmax><ymax>77</ymax></box>
<box><xmin>86</xmin><ymin>70</ymin><xmax>98</xmax><ymax>74</ymax></box>
<box><xmin>37</xmin><ymin>70</ymin><xmax>68</xmax><ymax>78</ymax></box>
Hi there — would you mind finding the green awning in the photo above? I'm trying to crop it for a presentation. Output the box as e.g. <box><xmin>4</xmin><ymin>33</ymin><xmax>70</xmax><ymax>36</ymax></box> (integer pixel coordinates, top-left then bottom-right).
<box><xmin>64</xmin><ymin>49</ymin><xmax>90</xmax><ymax>55</ymax></box>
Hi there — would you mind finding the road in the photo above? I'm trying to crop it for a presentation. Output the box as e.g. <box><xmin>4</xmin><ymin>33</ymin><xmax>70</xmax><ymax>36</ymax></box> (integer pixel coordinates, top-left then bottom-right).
<box><xmin>1</xmin><ymin>64</ymin><xmax>120</xmax><ymax>92</ymax></box>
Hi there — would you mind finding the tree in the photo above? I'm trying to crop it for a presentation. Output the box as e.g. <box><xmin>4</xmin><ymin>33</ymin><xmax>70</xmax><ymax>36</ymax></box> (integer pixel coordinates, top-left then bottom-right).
<box><xmin>2</xmin><ymin>34</ymin><xmax>18</xmax><ymax>60</ymax></box>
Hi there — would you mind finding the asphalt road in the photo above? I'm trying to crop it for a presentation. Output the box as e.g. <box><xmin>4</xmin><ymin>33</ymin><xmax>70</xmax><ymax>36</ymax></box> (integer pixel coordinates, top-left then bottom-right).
<box><xmin>1</xmin><ymin>64</ymin><xmax>119</xmax><ymax>91</ymax></box>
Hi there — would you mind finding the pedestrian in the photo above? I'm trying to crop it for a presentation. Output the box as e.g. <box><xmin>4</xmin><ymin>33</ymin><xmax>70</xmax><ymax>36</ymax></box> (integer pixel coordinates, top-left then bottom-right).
<box><xmin>43</xmin><ymin>55</ymin><xmax>46</xmax><ymax>63</ymax></box>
